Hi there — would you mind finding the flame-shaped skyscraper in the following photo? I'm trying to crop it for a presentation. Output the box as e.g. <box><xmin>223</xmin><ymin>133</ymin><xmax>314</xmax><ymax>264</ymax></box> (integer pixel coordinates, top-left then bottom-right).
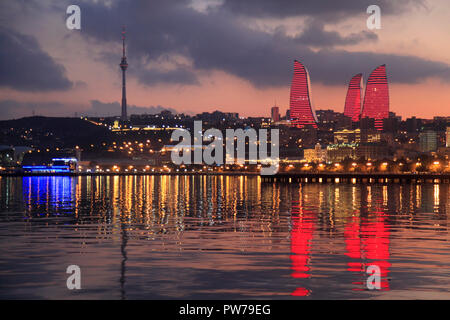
<box><xmin>344</xmin><ymin>73</ymin><xmax>363</xmax><ymax>122</ymax></box>
<box><xmin>361</xmin><ymin>65</ymin><xmax>389</xmax><ymax>130</ymax></box>
<box><xmin>289</xmin><ymin>60</ymin><xmax>317</xmax><ymax>128</ymax></box>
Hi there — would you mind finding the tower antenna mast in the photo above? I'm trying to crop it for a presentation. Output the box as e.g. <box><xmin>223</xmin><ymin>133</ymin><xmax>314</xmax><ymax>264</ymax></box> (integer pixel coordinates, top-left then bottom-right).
<box><xmin>120</xmin><ymin>26</ymin><xmax>128</xmax><ymax>122</ymax></box>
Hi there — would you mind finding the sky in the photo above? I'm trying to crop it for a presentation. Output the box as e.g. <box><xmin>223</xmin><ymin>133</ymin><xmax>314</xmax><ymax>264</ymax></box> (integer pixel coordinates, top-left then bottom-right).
<box><xmin>0</xmin><ymin>0</ymin><xmax>449</xmax><ymax>120</ymax></box>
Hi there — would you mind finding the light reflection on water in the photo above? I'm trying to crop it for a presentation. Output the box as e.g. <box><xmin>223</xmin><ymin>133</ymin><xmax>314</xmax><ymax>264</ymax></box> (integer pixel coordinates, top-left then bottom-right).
<box><xmin>0</xmin><ymin>175</ymin><xmax>449</xmax><ymax>299</ymax></box>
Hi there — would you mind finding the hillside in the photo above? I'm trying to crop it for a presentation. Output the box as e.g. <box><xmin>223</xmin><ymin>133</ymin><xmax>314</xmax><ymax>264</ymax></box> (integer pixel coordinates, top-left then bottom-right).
<box><xmin>0</xmin><ymin>116</ymin><xmax>114</xmax><ymax>148</ymax></box>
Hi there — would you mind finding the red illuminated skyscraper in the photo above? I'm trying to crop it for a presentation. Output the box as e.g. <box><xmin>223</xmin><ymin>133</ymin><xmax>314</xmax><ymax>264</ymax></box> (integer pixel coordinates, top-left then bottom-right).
<box><xmin>344</xmin><ymin>73</ymin><xmax>363</xmax><ymax>122</ymax></box>
<box><xmin>361</xmin><ymin>65</ymin><xmax>389</xmax><ymax>130</ymax></box>
<box><xmin>289</xmin><ymin>60</ymin><xmax>317</xmax><ymax>128</ymax></box>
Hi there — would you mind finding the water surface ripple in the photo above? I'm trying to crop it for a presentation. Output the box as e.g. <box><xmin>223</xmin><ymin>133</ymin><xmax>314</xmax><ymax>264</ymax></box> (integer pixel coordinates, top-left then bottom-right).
<box><xmin>0</xmin><ymin>175</ymin><xmax>449</xmax><ymax>299</ymax></box>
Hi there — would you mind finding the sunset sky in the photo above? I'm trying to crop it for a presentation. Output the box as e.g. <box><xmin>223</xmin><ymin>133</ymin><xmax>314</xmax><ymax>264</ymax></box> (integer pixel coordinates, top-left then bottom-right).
<box><xmin>0</xmin><ymin>0</ymin><xmax>449</xmax><ymax>120</ymax></box>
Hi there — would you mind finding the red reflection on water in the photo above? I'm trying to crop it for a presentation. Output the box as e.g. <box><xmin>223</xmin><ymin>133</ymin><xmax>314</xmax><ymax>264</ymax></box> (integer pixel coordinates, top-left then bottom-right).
<box><xmin>290</xmin><ymin>201</ymin><xmax>316</xmax><ymax>296</ymax></box>
<box><xmin>344</xmin><ymin>214</ymin><xmax>391</xmax><ymax>291</ymax></box>
<box><xmin>345</xmin><ymin>216</ymin><xmax>363</xmax><ymax>272</ymax></box>
<box><xmin>291</xmin><ymin>287</ymin><xmax>310</xmax><ymax>297</ymax></box>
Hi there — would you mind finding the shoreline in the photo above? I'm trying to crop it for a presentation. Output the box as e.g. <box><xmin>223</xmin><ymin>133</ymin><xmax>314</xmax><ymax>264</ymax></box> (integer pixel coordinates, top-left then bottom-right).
<box><xmin>1</xmin><ymin>171</ymin><xmax>449</xmax><ymax>183</ymax></box>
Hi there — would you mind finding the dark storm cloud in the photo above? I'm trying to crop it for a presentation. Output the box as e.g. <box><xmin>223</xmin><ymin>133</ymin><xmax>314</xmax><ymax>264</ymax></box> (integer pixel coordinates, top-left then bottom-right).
<box><xmin>222</xmin><ymin>0</ymin><xmax>426</xmax><ymax>19</ymax></box>
<box><xmin>297</xmin><ymin>50</ymin><xmax>450</xmax><ymax>85</ymax></box>
<box><xmin>0</xmin><ymin>28</ymin><xmax>73</xmax><ymax>91</ymax></box>
<box><xmin>12</xmin><ymin>0</ymin><xmax>447</xmax><ymax>88</ymax></box>
<box><xmin>136</xmin><ymin>68</ymin><xmax>199</xmax><ymax>86</ymax></box>
<box><xmin>293</xmin><ymin>21</ymin><xmax>378</xmax><ymax>47</ymax></box>
<box><xmin>72</xmin><ymin>0</ymin><xmax>449</xmax><ymax>87</ymax></box>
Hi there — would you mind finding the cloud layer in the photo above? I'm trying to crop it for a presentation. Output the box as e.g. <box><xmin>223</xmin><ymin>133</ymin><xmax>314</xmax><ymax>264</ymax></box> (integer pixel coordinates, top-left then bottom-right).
<box><xmin>74</xmin><ymin>0</ymin><xmax>449</xmax><ymax>87</ymax></box>
<box><xmin>222</xmin><ymin>0</ymin><xmax>427</xmax><ymax>19</ymax></box>
<box><xmin>0</xmin><ymin>28</ymin><xmax>72</xmax><ymax>91</ymax></box>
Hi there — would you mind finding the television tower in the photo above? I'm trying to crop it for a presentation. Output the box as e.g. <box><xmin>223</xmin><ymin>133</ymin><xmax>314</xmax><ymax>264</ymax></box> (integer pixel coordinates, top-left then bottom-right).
<box><xmin>120</xmin><ymin>26</ymin><xmax>128</xmax><ymax>122</ymax></box>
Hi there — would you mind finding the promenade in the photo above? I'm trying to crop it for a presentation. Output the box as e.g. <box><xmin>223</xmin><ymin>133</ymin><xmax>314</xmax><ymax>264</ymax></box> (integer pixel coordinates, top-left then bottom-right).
<box><xmin>261</xmin><ymin>172</ymin><xmax>450</xmax><ymax>184</ymax></box>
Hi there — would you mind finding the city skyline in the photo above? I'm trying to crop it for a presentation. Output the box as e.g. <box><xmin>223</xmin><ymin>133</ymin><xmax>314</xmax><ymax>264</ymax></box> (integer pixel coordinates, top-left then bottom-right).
<box><xmin>1</xmin><ymin>1</ymin><xmax>450</xmax><ymax>121</ymax></box>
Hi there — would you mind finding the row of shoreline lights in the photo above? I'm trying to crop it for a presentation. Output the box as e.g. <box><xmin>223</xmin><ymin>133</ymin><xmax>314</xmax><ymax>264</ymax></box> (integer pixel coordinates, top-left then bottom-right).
<box><xmin>75</xmin><ymin>161</ymin><xmax>447</xmax><ymax>173</ymax></box>
<box><xmin>288</xmin><ymin>160</ymin><xmax>446</xmax><ymax>170</ymax></box>
<box><xmin>77</xmin><ymin>165</ymin><xmax>254</xmax><ymax>173</ymax></box>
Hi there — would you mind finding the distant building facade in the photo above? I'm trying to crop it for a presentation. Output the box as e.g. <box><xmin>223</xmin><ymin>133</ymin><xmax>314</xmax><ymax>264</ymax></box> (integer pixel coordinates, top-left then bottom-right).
<box><xmin>419</xmin><ymin>130</ymin><xmax>437</xmax><ymax>153</ymax></box>
<box><xmin>356</xmin><ymin>143</ymin><xmax>389</xmax><ymax>160</ymax></box>
<box><xmin>446</xmin><ymin>127</ymin><xmax>450</xmax><ymax>148</ymax></box>
<box><xmin>271</xmin><ymin>106</ymin><xmax>280</xmax><ymax>123</ymax></box>
<box><xmin>0</xmin><ymin>146</ymin><xmax>15</xmax><ymax>168</ymax></box>
<box><xmin>334</xmin><ymin>129</ymin><xmax>361</xmax><ymax>144</ymax></box>
<box><xmin>327</xmin><ymin>144</ymin><xmax>357</xmax><ymax>162</ymax></box>
<box><xmin>333</xmin><ymin>129</ymin><xmax>381</xmax><ymax>145</ymax></box>
<box><xmin>0</xmin><ymin>145</ymin><xmax>34</xmax><ymax>168</ymax></box>
<box><xmin>197</xmin><ymin>111</ymin><xmax>239</xmax><ymax>121</ymax></box>
<box><xmin>285</xmin><ymin>109</ymin><xmax>290</xmax><ymax>120</ymax></box>
<box><xmin>304</xmin><ymin>143</ymin><xmax>327</xmax><ymax>162</ymax></box>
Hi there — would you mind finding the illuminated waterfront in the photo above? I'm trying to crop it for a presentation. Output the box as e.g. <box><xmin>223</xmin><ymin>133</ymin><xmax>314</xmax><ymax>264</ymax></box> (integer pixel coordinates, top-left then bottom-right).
<box><xmin>0</xmin><ymin>175</ymin><xmax>449</xmax><ymax>299</ymax></box>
